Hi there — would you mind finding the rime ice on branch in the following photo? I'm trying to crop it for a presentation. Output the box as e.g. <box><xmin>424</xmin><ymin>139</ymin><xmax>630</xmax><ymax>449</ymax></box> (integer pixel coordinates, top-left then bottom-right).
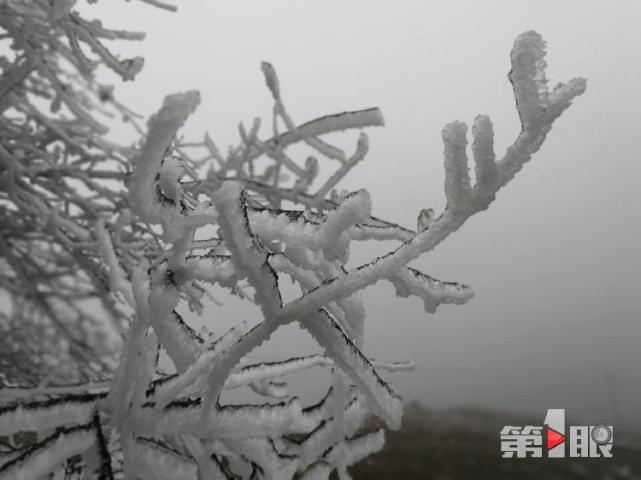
<box><xmin>0</xmin><ymin>7</ymin><xmax>585</xmax><ymax>477</ymax></box>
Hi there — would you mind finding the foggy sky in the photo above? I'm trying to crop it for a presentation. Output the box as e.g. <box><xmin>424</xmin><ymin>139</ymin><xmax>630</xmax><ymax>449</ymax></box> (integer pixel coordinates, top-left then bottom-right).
<box><xmin>87</xmin><ymin>1</ymin><xmax>641</xmax><ymax>429</ymax></box>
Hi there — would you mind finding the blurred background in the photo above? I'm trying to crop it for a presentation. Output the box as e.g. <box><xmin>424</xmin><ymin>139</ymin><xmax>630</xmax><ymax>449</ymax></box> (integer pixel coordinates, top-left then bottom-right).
<box><xmin>82</xmin><ymin>0</ymin><xmax>641</xmax><ymax>475</ymax></box>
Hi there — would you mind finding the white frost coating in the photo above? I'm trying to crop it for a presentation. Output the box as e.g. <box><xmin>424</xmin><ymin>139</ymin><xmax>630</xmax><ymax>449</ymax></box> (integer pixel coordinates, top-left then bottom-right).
<box><xmin>300</xmin><ymin>462</ymin><xmax>333</xmax><ymax>480</ymax></box>
<box><xmin>471</xmin><ymin>115</ymin><xmax>498</xmax><ymax>196</ymax></box>
<box><xmin>94</xmin><ymin>219</ymin><xmax>135</xmax><ymax>306</ymax></box>
<box><xmin>317</xmin><ymin>189</ymin><xmax>371</xmax><ymax>262</ymax></box>
<box><xmin>133</xmin><ymin>438</ymin><xmax>199</xmax><ymax>480</ymax></box>
<box><xmin>284</xmin><ymin>395</ymin><xmax>370</xmax><ymax>469</ymax></box>
<box><xmin>442</xmin><ymin>121</ymin><xmax>471</xmax><ymax>211</ymax></box>
<box><xmin>497</xmin><ymin>32</ymin><xmax>586</xmax><ymax>181</ymax></box>
<box><xmin>371</xmin><ymin>359</ymin><xmax>415</xmax><ymax>371</ymax></box>
<box><xmin>348</xmin><ymin>220</ymin><xmax>414</xmax><ymax>243</ymax></box>
<box><xmin>336</xmin><ymin>293</ymin><xmax>367</xmax><ymax>345</ymax></box>
<box><xmin>509</xmin><ymin>31</ymin><xmax>549</xmax><ymax>127</ymax></box>
<box><xmin>248</xmin><ymin>379</ymin><xmax>289</xmax><ymax>398</ymax></box>
<box><xmin>302</xmin><ymin>310</ymin><xmax>403</xmax><ymax>430</ymax></box>
<box><xmin>261</xmin><ymin>61</ymin><xmax>281</xmax><ymax>100</ymax></box>
<box><xmin>226</xmin><ymin>354</ymin><xmax>332</xmax><ymax>389</ymax></box>
<box><xmin>278</xmin><ymin>33</ymin><xmax>585</xmax><ymax>323</ymax></box>
<box><xmin>269</xmin><ymin>251</ymin><xmax>363</xmax><ymax>340</ymax></box>
<box><xmin>183</xmin><ymin>435</ymin><xmax>229</xmax><ymax>480</ymax></box>
<box><xmin>325</xmin><ymin>430</ymin><xmax>386</xmax><ymax>468</ymax></box>
<box><xmin>0</xmin><ymin>426</ymin><xmax>96</xmax><ymax>480</ymax></box>
<box><xmin>107</xmin><ymin>314</ymin><xmax>150</xmax><ymax>425</ymax></box>
<box><xmin>186</xmin><ymin>255</ymin><xmax>239</xmax><ymax>287</ymax></box>
<box><xmin>314</xmin><ymin>133</ymin><xmax>370</xmax><ymax>200</ymax></box>
<box><xmin>154</xmin><ymin>325</ymin><xmax>243</xmax><ymax>410</ymax></box>
<box><xmin>417</xmin><ymin>208</ymin><xmax>435</xmax><ymax>231</ymax></box>
<box><xmin>196</xmin><ymin>321</ymin><xmax>281</xmax><ymax>422</ymax></box>
<box><xmin>129</xmin><ymin>91</ymin><xmax>201</xmax><ymax>235</ymax></box>
<box><xmin>3</xmin><ymin>28</ymin><xmax>586</xmax><ymax>479</ymax></box>
<box><xmin>547</xmin><ymin>78</ymin><xmax>588</xmax><ymax>120</ymax></box>
<box><xmin>133</xmin><ymin>399</ymin><xmax>306</xmax><ymax>438</ymax></box>
<box><xmin>262</xmin><ymin>61</ymin><xmax>348</xmax><ymax>163</ymax></box>
<box><xmin>223</xmin><ymin>437</ymin><xmax>299</xmax><ymax>480</ymax></box>
<box><xmin>390</xmin><ymin>267</ymin><xmax>474</xmax><ymax>313</ymax></box>
<box><xmin>158</xmin><ymin>154</ymin><xmax>184</xmax><ymax>201</ymax></box>
<box><xmin>248</xmin><ymin>109</ymin><xmax>384</xmax><ymax>166</ymax></box>
<box><xmin>131</xmin><ymin>330</ymin><xmax>158</xmax><ymax>410</ymax></box>
<box><xmin>50</xmin><ymin>0</ymin><xmax>77</xmax><ymax>21</ymax></box>
<box><xmin>269</xmin><ymin>253</ymin><xmax>322</xmax><ymax>292</ymax></box>
<box><xmin>213</xmin><ymin>181</ymin><xmax>282</xmax><ymax>318</ymax></box>
<box><xmin>146</xmin><ymin>283</ymin><xmax>203</xmax><ymax>372</ymax></box>
<box><xmin>225</xmin><ymin>355</ymin><xmax>412</xmax><ymax>391</ymax></box>
<box><xmin>198</xmin><ymin>398</ymin><xmax>304</xmax><ymax>438</ymax></box>
<box><xmin>247</xmin><ymin>206</ymin><xmax>414</xmax><ymax>250</ymax></box>
<box><xmin>0</xmin><ymin>396</ymin><xmax>99</xmax><ymax>435</ymax></box>
<box><xmin>247</xmin><ymin>209</ymin><xmax>320</xmax><ymax>251</ymax></box>
<box><xmin>107</xmin><ymin>267</ymin><xmax>152</xmax><ymax>423</ymax></box>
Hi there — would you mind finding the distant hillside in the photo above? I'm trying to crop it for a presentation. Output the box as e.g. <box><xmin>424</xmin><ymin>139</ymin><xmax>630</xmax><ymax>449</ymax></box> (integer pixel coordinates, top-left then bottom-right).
<box><xmin>350</xmin><ymin>402</ymin><xmax>641</xmax><ymax>480</ymax></box>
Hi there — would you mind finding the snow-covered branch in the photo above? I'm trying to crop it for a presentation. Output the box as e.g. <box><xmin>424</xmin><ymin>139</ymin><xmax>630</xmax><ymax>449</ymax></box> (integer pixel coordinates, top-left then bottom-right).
<box><xmin>0</xmin><ymin>4</ymin><xmax>585</xmax><ymax>476</ymax></box>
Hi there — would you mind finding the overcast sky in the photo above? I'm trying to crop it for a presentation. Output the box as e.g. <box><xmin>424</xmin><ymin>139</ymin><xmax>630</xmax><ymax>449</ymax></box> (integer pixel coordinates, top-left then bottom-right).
<box><xmin>86</xmin><ymin>1</ymin><xmax>641</xmax><ymax>430</ymax></box>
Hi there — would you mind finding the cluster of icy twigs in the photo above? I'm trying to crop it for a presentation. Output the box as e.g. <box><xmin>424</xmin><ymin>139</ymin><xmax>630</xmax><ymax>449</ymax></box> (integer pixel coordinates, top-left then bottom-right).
<box><xmin>0</xmin><ymin>6</ymin><xmax>585</xmax><ymax>478</ymax></box>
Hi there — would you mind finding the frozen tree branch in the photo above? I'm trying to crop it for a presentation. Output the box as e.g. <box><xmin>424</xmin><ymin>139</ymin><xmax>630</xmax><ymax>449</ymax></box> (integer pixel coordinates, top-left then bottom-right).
<box><xmin>0</xmin><ymin>2</ymin><xmax>585</xmax><ymax>476</ymax></box>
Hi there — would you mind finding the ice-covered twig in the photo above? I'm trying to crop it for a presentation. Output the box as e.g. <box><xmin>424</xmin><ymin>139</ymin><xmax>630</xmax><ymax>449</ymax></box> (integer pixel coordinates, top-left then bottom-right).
<box><xmin>278</xmin><ymin>32</ymin><xmax>586</xmax><ymax>318</ymax></box>
<box><xmin>390</xmin><ymin>267</ymin><xmax>474</xmax><ymax>313</ymax></box>
<box><xmin>129</xmin><ymin>91</ymin><xmax>201</xmax><ymax>228</ymax></box>
<box><xmin>213</xmin><ymin>181</ymin><xmax>282</xmax><ymax>319</ymax></box>
<box><xmin>301</xmin><ymin>310</ymin><xmax>403</xmax><ymax>430</ymax></box>
<box><xmin>0</xmin><ymin>422</ymin><xmax>97</xmax><ymax>480</ymax></box>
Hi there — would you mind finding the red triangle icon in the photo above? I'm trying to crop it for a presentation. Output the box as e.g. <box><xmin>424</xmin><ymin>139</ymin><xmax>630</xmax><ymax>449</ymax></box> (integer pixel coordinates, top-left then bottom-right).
<box><xmin>547</xmin><ymin>427</ymin><xmax>566</xmax><ymax>450</ymax></box>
